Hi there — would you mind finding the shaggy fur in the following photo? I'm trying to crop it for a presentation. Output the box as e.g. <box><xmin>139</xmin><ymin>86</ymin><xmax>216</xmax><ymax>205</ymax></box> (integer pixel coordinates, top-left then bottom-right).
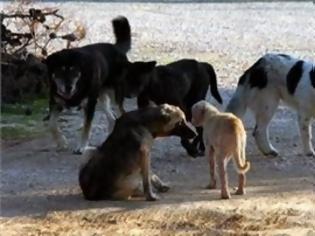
<box><xmin>79</xmin><ymin>104</ymin><xmax>197</xmax><ymax>201</ymax></box>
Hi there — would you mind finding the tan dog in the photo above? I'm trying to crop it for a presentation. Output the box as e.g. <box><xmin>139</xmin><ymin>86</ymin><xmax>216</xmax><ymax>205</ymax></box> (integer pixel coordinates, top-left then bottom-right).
<box><xmin>191</xmin><ymin>101</ymin><xmax>250</xmax><ymax>199</ymax></box>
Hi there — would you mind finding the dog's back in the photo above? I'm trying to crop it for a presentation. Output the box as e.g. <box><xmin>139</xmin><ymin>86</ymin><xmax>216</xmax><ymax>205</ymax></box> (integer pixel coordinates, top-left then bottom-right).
<box><xmin>227</xmin><ymin>53</ymin><xmax>315</xmax><ymax>117</ymax></box>
<box><xmin>79</xmin><ymin>105</ymin><xmax>196</xmax><ymax>200</ymax></box>
<box><xmin>78</xmin><ymin>108</ymin><xmax>159</xmax><ymax>200</ymax></box>
<box><xmin>79</xmin><ymin>125</ymin><xmax>153</xmax><ymax>200</ymax></box>
<box><xmin>166</xmin><ymin>59</ymin><xmax>222</xmax><ymax>105</ymax></box>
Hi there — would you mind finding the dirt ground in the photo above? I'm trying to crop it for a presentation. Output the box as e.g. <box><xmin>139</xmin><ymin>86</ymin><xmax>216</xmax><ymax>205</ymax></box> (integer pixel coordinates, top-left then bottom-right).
<box><xmin>1</xmin><ymin>2</ymin><xmax>315</xmax><ymax>235</ymax></box>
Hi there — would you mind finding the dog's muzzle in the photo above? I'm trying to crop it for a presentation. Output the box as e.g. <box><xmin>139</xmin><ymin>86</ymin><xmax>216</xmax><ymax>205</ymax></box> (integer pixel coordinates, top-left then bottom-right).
<box><xmin>170</xmin><ymin>121</ymin><xmax>197</xmax><ymax>139</ymax></box>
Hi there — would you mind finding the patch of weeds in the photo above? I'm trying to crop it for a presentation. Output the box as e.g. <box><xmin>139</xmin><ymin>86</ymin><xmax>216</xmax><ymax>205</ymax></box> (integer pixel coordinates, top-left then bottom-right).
<box><xmin>1</xmin><ymin>99</ymin><xmax>48</xmax><ymax>140</ymax></box>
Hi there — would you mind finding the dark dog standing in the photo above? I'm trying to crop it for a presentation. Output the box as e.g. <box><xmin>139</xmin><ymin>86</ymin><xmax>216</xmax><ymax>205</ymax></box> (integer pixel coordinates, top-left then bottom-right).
<box><xmin>79</xmin><ymin>104</ymin><xmax>196</xmax><ymax>201</ymax></box>
<box><xmin>124</xmin><ymin>59</ymin><xmax>223</xmax><ymax>157</ymax></box>
<box><xmin>45</xmin><ymin>16</ymin><xmax>156</xmax><ymax>154</ymax></box>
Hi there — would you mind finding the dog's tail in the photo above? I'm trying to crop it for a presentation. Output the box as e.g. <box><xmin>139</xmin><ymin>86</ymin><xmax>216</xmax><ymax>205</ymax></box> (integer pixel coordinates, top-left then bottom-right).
<box><xmin>233</xmin><ymin>131</ymin><xmax>250</xmax><ymax>174</ymax></box>
<box><xmin>112</xmin><ymin>16</ymin><xmax>131</xmax><ymax>54</ymax></box>
<box><xmin>202</xmin><ymin>62</ymin><xmax>223</xmax><ymax>105</ymax></box>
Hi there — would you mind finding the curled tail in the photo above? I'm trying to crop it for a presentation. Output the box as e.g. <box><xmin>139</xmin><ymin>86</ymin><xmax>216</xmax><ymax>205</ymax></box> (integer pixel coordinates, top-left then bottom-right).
<box><xmin>233</xmin><ymin>134</ymin><xmax>250</xmax><ymax>174</ymax></box>
<box><xmin>202</xmin><ymin>62</ymin><xmax>223</xmax><ymax>104</ymax></box>
<box><xmin>112</xmin><ymin>16</ymin><xmax>131</xmax><ymax>54</ymax></box>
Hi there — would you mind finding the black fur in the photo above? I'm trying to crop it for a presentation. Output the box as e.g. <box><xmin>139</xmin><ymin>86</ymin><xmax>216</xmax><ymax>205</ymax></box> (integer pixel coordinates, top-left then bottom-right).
<box><xmin>237</xmin><ymin>73</ymin><xmax>247</xmax><ymax>86</ymax></box>
<box><xmin>278</xmin><ymin>54</ymin><xmax>291</xmax><ymax>59</ymax></box>
<box><xmin>249</xmin><ymin>66</ymin><xmax>268</xmax><ymax>89</ymax></box>
<box><xmin>112</xmin><ymin>16</ymin><xmax>131</xmax><ymax>54</ymax></box>
<box><xmin>287</xmin><ymin>60</ymin><xmax>304</xmax><ymax>94</ymax></box>
<box><xmin>45</xmin><ymin>16</ymin><xmax>132</xmax><ymax>110</ymax></box>
<box><xmin>125</xmin><ymin>59</ymin><xmax>223</xmax><ymax>157</ymax></box>
<box><xmin>238</xmin><ymin>58</ymin><xmax>267</xmax><ymax>89</ymax></box>
<box><xmin>79</xmin><ymin>105</ymin><xmax>196</xmax><ymax>200</ymax></box>
<box><xmin>310</xmin><ymin>66</ymin><xmax>315</xmax><ymax>89</ymax></box>
<box><xmin>248</xmin><ymin>59</ymin><xmax>268</xmax><ymax>89</ymax></box>
<box><xmin>45</xmin><ymin>16</ymin><xmax>157</xmax><ymax>153</ymax></box>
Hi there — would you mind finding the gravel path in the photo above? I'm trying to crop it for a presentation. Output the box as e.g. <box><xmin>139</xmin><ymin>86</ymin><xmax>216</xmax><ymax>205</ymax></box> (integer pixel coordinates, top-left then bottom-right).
<box><xmin>1</xmin><ymin>2</ymin><xmax>315</xmax><ymax>235</ymax></box>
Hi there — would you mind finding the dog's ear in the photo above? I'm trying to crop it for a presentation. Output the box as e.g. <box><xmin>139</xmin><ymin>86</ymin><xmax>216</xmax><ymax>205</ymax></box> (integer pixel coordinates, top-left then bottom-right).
<box><xmin>159</xmin><ymin>104</ymin><xmax>172</xmax><ymax>123</ymax></box>
<box><xmin>132</xmin><ymin>61</ymin><xmax>156</xmax><ymax>73</ymax></box>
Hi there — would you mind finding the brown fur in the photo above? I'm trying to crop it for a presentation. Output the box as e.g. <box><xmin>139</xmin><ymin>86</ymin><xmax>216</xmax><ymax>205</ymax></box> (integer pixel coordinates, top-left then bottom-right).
<box><xmin>79</xmin><ymin>104</ymin><xmax>196</xmax><ymax>201</ymax></box>
<box><xmin>191</xmin><ymin>100</ymin><xmax>250</xmax><ymax>199</ymax></box>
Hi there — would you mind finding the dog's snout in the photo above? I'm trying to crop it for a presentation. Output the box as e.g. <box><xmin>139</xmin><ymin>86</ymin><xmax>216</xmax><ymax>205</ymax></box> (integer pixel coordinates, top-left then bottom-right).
<box><xmin>171</xmin><ymin>120</ymin><xmax>197</xmax><ymax>139</ymax></box>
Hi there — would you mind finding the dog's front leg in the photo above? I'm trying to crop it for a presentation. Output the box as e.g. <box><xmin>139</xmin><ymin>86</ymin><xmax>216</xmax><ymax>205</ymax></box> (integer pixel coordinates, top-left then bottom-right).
<box><xmin>253</xmin><ymin>110</ymin><xmax>279</xmax><ymax>157</ymax></box>
<box><xmin>140</xmin><ymin>146</ymin><xmax>159</xmax><ymax>201</ymax></box>
<box><xmin>218</xmin><ymin>155</ymin><xmax>230</xmax><ymax>199</ymax></box>
<box><xmin>101</xmin><ymin>94</ymin><xmax>116</xmax><ymax>133</ymax></box>
<box><xmin>73</xmin><ymin>98</ymin><xmax>97</xmax><ymax>154</ymax></box>
<box><xmin>298</xmin><ymin>114</ymin><xmax>315</xmax><ymax>157</ymax></box>
<box><xmin>251</xmin><ymin>96</ymin><xmax>279</xmax><ymax>157</ymax></box>
<box><xmin>49</xmin><ymin>103</ymin><xmax>68</xmax><ymax>151</ymax></box>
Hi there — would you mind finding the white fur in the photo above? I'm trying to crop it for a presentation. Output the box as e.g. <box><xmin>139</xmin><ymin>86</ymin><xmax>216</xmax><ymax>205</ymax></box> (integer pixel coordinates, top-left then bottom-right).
<box><xmin>227</xmin><ymin>53</ymin><xmax>315</xmax><ymax>157</ymax></box>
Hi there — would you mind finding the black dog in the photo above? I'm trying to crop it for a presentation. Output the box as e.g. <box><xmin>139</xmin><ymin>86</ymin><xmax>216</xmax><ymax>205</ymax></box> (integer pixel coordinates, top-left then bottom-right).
<box><xmin>124</xmin><ymin>59</ymin><xmax>223</xmax><ymax>157</ymax></box>
<box><xmin>44</xmin><ymin>16</ymin><xmax>156</xmax><ymax>154</ymax></box>
<box><xmin>79</xmin><ymin>104</ymin><xmax>196</xmax><ymax>201</ymax></box>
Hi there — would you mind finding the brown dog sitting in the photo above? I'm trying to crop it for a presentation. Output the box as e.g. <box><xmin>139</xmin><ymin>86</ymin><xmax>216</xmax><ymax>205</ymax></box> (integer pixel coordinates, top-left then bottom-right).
<box><xmin>79</xmin><ymin>104</ymin><xmax>196</xmax><ymax>201</ymax></box>
<box><xmin>191</xmin><ymin>101</ymin><xmax>250</xmax><ymax>199</ymax></box>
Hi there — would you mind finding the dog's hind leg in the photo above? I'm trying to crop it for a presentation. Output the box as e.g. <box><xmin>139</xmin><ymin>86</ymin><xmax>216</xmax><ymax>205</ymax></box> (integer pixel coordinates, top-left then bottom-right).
<box><xmin>49</xmin><ymin>104</ymin><xmax>68</xmax><ymax>151</ymax></box>
<box><xmin>297</xmin><ymin>113</ymin><xmax>315</xmax><ymax>157</ymax></box>
<box><xmin>218</xmin><ymin>154</ymin><xmax>230</xmax><ymax>199</ymax></box>
<box><xmin>206</xmin><ymin>145</ymin><xmax>217</xmax><ymax>189</ymax></box>
<box><xmin>140</xmin><ymin>146</ymin><xmax>159</xmax><ymax>201</ymax></box>
<box><xmin>251</xmin><ymin>93</ymin><xmax>279</xmax><ymax>156</ymax></box>
<box><xmin>73</xmin><ymin>98</ymin><xmax>97</xmax><ymax>154</ymax></box>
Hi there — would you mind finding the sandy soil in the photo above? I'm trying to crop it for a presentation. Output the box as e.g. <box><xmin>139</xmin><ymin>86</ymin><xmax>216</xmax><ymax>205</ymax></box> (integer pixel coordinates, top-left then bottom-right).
<box><xmin>1</xmin><ymin>2</ymin><xmax>315</xmax><ymax>235</ymax></box>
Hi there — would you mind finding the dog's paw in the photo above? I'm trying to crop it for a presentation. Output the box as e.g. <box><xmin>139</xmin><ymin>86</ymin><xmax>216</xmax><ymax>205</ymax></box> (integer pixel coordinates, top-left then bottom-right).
<box><xmin>72</xmin><ymin>149</ymin><xmax>83</xmax><ymax>155</ymax></box>
<box><xmin>146</xmin><ymin>193</ymin><xmax>159</xmax><ymax>201</ymax></box>
<box><xmin>234</xmin><ymin>188</ymin><xmax>245</xmax><ymax>195</ymax></box>
<box><xmin>221</xmin><ymin>193</ymin><xmax>231</xmax><ymax>200</ymax></box>
<box><xmin>305</xmin><ymin>150</ymin><xmax>315</xmax><ymax>157</ymax></box>
<box><xmin>206</xmin><ymin>182</ymin><xmax>216</xmax><ymax>190</ymax></box>
<box><xmin>197</xmin><ymin>150</ymin><xmax>205</xmax><ymax>157</ymax></box>
<box><xmin>186</xmin><ymin>149</ymin><xmax>201</xmax><ymax>158</ymax></box>
<box><xmin>158</xmin><ymin>185</ymin><xmax>170</xmax><ymax>193</ymax></box>
<box><xmin>72</xmin><ymin>142</ymin><xmax>90</xmax><ymax>155</ymax></box>
<box><xmin>263</xmin><ymin>150</ymin><xmax>279</xmax><ymax>157</ymax></box>
<box><xmin>72</xmin><ymin>146</ymin><xmax>86</xmax><ymax>155</ymax></box>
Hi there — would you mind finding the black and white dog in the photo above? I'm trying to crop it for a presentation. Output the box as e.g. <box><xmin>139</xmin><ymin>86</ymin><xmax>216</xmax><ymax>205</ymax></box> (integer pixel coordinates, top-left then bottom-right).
<box><xmin>124</xmin><ymin>59</ymin><xmax>223</xmax><ymax>157</ymax></box>
<box><xmin>227</xmin><ymin>53</ymin><xmax>315</xmax><ymax>157</ymax></box>
<box><xmin>45</xmin><ymin>16</ymin><xmax>155</xmax><ymax>154</ymax></box>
